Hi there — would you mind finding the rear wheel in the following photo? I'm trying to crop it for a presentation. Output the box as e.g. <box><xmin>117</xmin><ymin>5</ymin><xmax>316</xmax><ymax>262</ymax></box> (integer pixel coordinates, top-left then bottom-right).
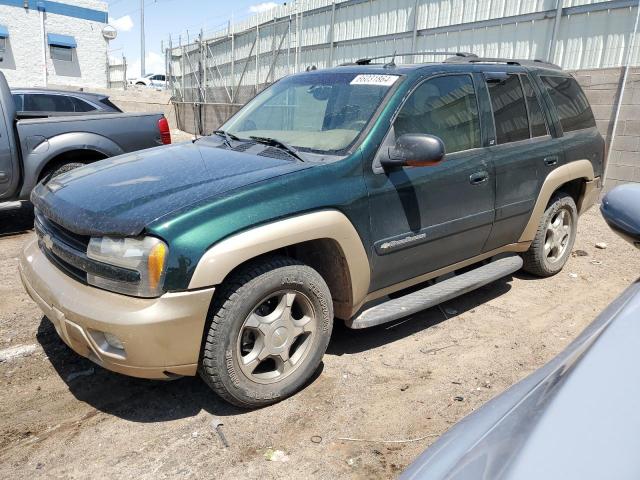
<box><xmin>522</xmin><ymin>192</ymin><xmax>578</xmax><ymax>277</ymax></box>
<box><xmin>199</xmin><ymin>256</ymin><xmax>333</xmax><ymax>408</ymax></box>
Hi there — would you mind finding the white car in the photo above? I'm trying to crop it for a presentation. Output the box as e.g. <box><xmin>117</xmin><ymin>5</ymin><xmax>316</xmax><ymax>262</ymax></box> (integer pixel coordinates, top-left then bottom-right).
<box><xmin>131</xmin><ymin>73</ymin><xmax>167</xmax><ymax>89</ymax></box>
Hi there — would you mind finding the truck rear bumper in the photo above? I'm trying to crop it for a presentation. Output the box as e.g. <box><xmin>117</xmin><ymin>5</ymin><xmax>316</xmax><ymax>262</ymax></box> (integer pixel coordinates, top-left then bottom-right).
<box><xmin>19</xmin><ymin>238</ymin><xmax>215</xmax><ymax>379</ymax></box>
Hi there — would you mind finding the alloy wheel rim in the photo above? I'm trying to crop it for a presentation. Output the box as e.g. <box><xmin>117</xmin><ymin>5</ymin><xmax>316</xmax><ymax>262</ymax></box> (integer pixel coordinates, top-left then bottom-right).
<box><xmin>236</xmin><ymin>290</ymin><xmax>317</xmax><ymax>385</ymax></box>
<box><xmin>544</xmin><ymin>208</ymin><xmax>572</xmax><ymax>263</ymax></box>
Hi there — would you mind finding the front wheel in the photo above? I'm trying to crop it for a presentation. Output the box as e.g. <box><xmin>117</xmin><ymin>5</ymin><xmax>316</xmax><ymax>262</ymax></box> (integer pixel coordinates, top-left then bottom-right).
<box><xmin>522</xmin><ymin>192</ymin><xmax>578</xmax><ymax>277</ymax></box>
<box><xmin>199</xmin><ymin>256</ymin><xmax>333</xmax><ymax>408</ymax></box>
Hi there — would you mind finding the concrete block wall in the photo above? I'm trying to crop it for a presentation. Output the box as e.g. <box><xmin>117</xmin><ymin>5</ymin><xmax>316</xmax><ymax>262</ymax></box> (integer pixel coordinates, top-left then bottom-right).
<box><xmin>573</xmin><ymin>67</ymin><xmax>640</xmax><ymax>190</ymax></box>
<box><xmin>0</xmin><ymin>0</ymin><xmax>108</xmax><ymax>89</ymax></box>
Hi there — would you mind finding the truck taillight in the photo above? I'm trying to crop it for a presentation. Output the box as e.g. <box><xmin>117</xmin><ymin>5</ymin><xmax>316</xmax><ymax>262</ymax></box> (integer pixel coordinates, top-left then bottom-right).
<box><xmin>158</xmin><ymin>117</ymin><xmax>171</xmax><ymax>145</ymax></box>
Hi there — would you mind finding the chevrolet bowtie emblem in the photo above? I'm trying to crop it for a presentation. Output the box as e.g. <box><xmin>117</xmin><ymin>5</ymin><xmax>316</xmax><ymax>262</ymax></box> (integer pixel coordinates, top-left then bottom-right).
<box><xmin>43</xmin><ymin>234</ymin><xmax>54</xmax><ymax>251</ymax></box>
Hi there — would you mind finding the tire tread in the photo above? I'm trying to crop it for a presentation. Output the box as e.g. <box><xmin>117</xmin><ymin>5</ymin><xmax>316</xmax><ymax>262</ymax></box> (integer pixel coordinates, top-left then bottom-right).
<box><xmin>200</xmin><ymin>256</ymin><xmax>314</xmax><ymax>408</ymax></box>
<box><xmin>522</xmin><ymin>192</ymin><xmax>577</xmax><ymax>277</ymax></box>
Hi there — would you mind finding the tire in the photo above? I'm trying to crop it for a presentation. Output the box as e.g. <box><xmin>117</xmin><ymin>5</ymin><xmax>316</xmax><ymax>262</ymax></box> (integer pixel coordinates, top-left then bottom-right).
<box><xmin>199</xmin><ymin>255</ymin><xmax>333</xmax><ymax>408</ymax></box>
<box><xmin>522</xmin><ymin>192</ymin><xmax>578</xmax><ymax>277</ymax></box>
<box><xmin>45</xmin><ymin>162</ymin><xmax>85</xmax><ymax>182</ymax></box>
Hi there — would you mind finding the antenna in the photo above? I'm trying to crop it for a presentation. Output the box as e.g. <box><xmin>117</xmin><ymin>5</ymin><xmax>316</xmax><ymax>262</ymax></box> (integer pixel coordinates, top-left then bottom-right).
<box><xmin>383</xmin><ymin>50</ymin><xmax>397</xmax><ymax>69</ymax></box>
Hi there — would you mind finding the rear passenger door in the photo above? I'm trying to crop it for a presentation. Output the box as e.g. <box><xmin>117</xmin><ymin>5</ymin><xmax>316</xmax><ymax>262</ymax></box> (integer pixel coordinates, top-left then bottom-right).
<box><xmin>537</xmin><ymin>75</ymin><xmax>602</xmax><ymax>176</ymax></box>
<box><xmin>482</xmin><ymin>71</ymin><xmax>558</xmax><ymax>251</ymax></box>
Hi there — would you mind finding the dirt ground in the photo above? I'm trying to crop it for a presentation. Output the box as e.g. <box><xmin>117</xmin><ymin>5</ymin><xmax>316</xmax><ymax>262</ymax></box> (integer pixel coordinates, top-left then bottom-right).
<box><xmin>1</xmin><ymin>203</ymin><xmax>639</xmax><ymax>479</ymax></box>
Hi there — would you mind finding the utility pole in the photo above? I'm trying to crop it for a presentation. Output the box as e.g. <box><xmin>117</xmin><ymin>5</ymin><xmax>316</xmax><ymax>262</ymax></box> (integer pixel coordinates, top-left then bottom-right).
<box><xmin>140</xmin><ymin>0</ymin><xmax>146</xmax><ymax>76</ymax></box>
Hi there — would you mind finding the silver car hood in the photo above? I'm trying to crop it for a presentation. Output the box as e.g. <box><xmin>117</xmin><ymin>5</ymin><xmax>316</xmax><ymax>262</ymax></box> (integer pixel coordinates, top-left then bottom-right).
<box><xmin>402</xmin><ymin>279</ymin><xmax>640</xmax><ymax>480</ymax></box>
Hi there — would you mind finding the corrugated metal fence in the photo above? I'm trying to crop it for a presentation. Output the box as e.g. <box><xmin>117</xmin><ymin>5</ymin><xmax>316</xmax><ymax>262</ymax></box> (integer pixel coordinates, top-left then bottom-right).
<box><xmin>168</xmin><ymin>0</ymin><xmax>640</xmax><ymax>134</ymax></box>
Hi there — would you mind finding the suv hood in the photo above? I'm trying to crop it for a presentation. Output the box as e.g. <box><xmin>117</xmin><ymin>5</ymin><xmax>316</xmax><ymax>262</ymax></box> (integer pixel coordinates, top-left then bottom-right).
<box><xmin>32</xmin><ymin>140</ymin><xmax>311</xmax><ymax>236</ymax></box>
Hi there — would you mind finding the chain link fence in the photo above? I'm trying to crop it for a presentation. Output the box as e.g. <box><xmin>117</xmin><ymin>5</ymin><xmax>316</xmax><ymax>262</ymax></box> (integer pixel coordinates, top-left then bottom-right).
<box><xmin>107</xmin><ymin>55</ymin><xmax>128</xmax><ymax>90</ymax></box>
<box><xmin>167</xmin><ymin>14</ymin><xmax>302</xmax><ymax>134</ymax></box>
<box><xmin>167</xmin><ymin>0</ymin><xmax>640</xmax><ymax>135</ymax></box>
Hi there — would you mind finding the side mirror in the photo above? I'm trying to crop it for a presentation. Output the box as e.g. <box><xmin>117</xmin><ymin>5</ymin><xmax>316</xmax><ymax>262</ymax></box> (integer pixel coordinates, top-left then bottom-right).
<box><xmin>601</xmin><ymin>184</ymin><xmax>640</xmax><ymax>249</ymax></box>
<box><xmin>381</xmin><ymin>134</ymin><xmax>445</xmax><ymax>169</ymax></box>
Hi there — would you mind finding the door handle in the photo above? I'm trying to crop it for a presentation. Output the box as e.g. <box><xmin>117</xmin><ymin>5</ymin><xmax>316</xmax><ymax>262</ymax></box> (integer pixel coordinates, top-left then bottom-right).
<box><xmin>469</xmin><ymin>171</ymin><xmax>489</xmax><ymax>185</ymax></box>
<box><xmin>544</xmin><ymin>156</ymin><xmax>559</xmax><ymax>167</ymax></box>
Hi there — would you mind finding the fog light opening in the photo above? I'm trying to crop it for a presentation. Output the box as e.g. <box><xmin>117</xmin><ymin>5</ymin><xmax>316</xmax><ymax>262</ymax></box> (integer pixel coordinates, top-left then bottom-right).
<box><xmin>104</xmin><ymin>332</ymin><xmax>125</xmax><ymax>351</ymax></box>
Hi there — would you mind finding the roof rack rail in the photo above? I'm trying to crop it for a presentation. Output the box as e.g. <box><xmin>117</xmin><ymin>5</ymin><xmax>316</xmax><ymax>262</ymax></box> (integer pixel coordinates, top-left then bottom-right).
<box><xmin>350</xmin><ymin>52</ymin><xmax>477</xmax><ymax>66</ymax></box>
<box><xmin>444</xmin><ymin>56</ymin><xmax>562</xmax><ymax>70</ymax></box>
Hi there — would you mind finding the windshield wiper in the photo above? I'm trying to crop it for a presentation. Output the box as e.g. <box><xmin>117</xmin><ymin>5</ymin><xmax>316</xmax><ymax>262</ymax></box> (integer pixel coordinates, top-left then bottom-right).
<box><xmin>249</xmin><ymin>136</ymin><xmax>304</xmax><ymax>162</ymax></box>
<box><xmin>213</xmin><ymin>129</ymin><xmax>242</xmax><ymax>147</ymax></box>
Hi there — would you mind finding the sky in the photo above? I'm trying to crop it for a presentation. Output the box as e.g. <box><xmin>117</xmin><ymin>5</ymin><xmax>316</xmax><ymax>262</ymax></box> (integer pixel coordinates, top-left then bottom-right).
<box><xmin>105</xmin><ymin>0</ymin><xmax>285</xmax><ymax>79</ymax></box>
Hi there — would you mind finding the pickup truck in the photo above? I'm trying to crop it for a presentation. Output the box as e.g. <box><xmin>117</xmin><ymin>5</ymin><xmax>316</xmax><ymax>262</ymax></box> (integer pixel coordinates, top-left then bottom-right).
<box><xmin>20</xmin><ymin>53</ymin><xmax>603</xmax><ymax>408</ymax></box>
<box><xmin>0</xmin><ymin>72</ymin><xmax>171</xmax><ymax>204</ymax></box>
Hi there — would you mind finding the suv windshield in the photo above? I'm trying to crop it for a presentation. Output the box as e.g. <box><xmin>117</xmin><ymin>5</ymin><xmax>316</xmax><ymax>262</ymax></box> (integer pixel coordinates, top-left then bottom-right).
<box><xmin>223</xmin><ymin>72</ymin><xmax>400</xmax><ymax>153</ymax></box>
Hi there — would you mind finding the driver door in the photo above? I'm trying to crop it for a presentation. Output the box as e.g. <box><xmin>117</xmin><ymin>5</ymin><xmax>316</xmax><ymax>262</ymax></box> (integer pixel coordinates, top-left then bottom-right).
<box><xmin>365</xmin><ymin>73</ymin><xmax>495</xmax><ymax>292</ymax></box>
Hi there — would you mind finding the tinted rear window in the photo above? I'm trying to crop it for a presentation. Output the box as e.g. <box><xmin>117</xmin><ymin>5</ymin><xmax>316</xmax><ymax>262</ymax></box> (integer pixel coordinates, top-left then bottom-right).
<box><xmin>24</xmin><ymin>93</ymin><xmax>74</xmax><ymax>112</ymax></box>
<box><xmin>521</xmin><ymin>75</ymin><xmax>548</xmax><ymax>138</ymax></box>
<box><xmin>487</xmin><ymin>74</ymin><xmax>530</xmax><ymax>144</ymax></box>
<box><xmin>541</xmin><ymin>76</ymin><xmax>596</xmax><ymax>132</ymax></box>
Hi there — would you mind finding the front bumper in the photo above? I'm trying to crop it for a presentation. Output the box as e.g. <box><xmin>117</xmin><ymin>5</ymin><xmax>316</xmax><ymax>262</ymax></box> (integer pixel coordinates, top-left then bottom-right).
<box><xmin>19</xmin><ymin>238</ymin><xmax>215</xmax><ymax>379</ymax></box>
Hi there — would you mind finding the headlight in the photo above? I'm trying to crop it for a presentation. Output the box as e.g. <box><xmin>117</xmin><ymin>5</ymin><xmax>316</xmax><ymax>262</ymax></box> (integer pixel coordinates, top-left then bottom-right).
<box><xmin>86</xmin><ymin>236</ymin><xmax>168</xmax><ymax>297</ymax></box>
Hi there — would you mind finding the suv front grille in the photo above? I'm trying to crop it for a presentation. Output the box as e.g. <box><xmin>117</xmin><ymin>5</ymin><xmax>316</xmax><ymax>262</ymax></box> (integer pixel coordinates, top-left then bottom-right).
<box><xmin>35</xmin><ymin>211</ymin><xmax>89</xmax><ymax>284</ymax></box>
<box><xmin>36</xmin><ymin>211</ymin><xmax>90</xmax><ymax>250</ymax></box>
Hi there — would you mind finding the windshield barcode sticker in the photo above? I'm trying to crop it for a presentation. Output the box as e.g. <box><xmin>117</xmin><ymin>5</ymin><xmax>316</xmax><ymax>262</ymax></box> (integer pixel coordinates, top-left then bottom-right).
<box><xmin>350</xmin><ymin>74</ymin><xmax>399</xmax><ymax>86</ymax></box>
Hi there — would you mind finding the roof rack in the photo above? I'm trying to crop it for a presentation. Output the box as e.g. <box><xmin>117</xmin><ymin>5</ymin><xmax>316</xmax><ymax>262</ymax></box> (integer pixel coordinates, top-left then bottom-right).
<box><xmin>443</xmin><ymin>56</ymin><xmax>562</xmax><ymax>70</ymax></box>
<box><xmin>342</xmin><ymin>52</ymin><xmax>562</xmax><ymax>70</ymax></box>
<box><xmin>350</xmin><ymin>51</ymin><xmax>477</xmax><ymax>66</ymax></box>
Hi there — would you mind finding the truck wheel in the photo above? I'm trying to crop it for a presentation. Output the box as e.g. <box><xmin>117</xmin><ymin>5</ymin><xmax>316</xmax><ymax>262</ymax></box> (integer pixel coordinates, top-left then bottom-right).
<box><xmin>522</xmin><ymin>192</ymin><xmax>578</xmax><ymax>277</ymax></box>
<box><xmin>199</xmin><ymin>256</ymin><xmax>333</xmax><ymax>408</ymax></box>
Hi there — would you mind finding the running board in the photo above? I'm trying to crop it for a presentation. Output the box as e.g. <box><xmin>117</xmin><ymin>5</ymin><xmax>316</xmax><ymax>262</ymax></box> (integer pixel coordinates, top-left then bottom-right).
<box><xmin>0</xmin><ymin>201</ymin><xmax>23</xmax><ymax>211</ymax></box>
<box><xmin>345</xmin><ymin>255</ymin><xmax>523</xmax><ymax>329</ymax></box>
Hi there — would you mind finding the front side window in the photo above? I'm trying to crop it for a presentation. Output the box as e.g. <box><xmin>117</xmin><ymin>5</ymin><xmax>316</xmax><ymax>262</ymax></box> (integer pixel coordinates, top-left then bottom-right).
<box><xmin>224</xmin><ymin>72</ymin><xmax>398</xmax><ymax>153</ymax></box>
<box><xmin>50</xmin><ymin>45</ymin><xmax>73</xmax><ymax>62</ymax></box>
<box><xmin>0</xmin><ymin>37</ymin><xmax>6</xmax><ymax>52</ymax></box>
<box><xmin>540</xmin><ymin>75</ymin><xmax>596</xmax><ymax>133</ymax></box>
<box><xmin>394</xmin><ymin>74</ymin><xmax>481</xmax><ymax>154</ymax></box>
<box><xmin>487</xmin><ymin>74</ymin><xmax>530</xmax><ymax>144</ymax></box>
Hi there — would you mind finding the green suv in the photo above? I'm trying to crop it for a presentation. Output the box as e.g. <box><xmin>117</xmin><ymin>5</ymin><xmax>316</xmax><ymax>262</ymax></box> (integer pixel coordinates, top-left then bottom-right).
<box><xmin>20</xmin><ymin>54</ymin><xmax>603</xmax><ymax>407</ymax></box>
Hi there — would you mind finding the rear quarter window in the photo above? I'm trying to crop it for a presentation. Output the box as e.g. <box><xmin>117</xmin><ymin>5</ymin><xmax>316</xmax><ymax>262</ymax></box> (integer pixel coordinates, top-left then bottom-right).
<box><xmin>70</xmin><ymin>97</ymin><xmax>97</xmax><ymax>112</ymax></box>
<box><xmin>100</xmin><ymin>98</ymin><xmax>122</xmax><ymax>112</ymax></box>
<box><xmin>540</xmin><ymin>76</ymin><xmax>596</xmax><ymax>133</ymax></box>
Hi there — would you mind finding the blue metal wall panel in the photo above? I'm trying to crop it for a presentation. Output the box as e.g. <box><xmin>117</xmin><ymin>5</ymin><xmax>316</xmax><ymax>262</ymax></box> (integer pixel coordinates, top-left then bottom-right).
<box><xmin>0</xmin><ymin>0</ymin><xmax>107</xmax><ymax>23</ymax></box>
